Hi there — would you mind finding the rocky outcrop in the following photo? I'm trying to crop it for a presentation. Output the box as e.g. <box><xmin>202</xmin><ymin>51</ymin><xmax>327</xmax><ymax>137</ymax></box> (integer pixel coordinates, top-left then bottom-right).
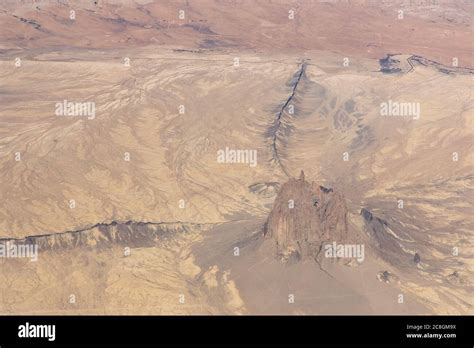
<box><xmin>264</xmin><ymin>170</ymin><xmax>348</xmax><ymax>260</ymax></box>
<box><xmin>0</xmin><ymin>221</ymin><xmax>214</xmax><ymax>251</ymax></box>
<box><xmin>377</xmin><ymin>271</ymin><xmax>400</xmax><ymax>284</ymax></box>
<box><xmin>266</xmin><ymin>62</ymin><xmax>307</xmax><ymax>177</ymax></box>
<box><xmin>248</xmin><ymin>182</ymin><xmax>280</xmax><ymax>199</ymax></box>
<box><xmin>379</xmin><ymin>54</ymin><xmax>474</xmax><ymax>75</ymax></box>
<box><xmin>360</xmin><ymin>207</ymin><xmax>414</xmax><ymax>266</ymax></box>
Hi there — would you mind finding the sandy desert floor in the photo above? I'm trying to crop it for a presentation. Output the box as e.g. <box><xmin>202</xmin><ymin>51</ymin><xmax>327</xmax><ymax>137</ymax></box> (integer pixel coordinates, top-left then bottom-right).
<box><xmin>0</xmin><ymin>0</ymin><xmax>472</xmax><ymax>315</ymax></box>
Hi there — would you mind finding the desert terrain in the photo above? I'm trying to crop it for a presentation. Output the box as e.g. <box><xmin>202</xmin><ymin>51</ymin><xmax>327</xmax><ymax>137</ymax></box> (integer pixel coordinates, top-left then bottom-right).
<box><xmin>0</xmin><ymin>0</ymin><xmax>472</xmax><ymax>315</ymax></box>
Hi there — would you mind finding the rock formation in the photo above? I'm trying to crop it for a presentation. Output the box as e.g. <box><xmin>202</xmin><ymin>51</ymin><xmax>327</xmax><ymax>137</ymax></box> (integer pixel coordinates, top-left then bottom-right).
<box><xmin>414</xmin><ymin>252</ymin><xmax>421</xmax><ymax>264</ymax></box>
<box><xmin>377</xmin><ymin>271</ymin><xmax>400</xmax><ymax>284</ymax></box>
<box><xmin>264</xmin><ymin>170</ymin><xmax>348</xmax><ymax>260</ymax></box>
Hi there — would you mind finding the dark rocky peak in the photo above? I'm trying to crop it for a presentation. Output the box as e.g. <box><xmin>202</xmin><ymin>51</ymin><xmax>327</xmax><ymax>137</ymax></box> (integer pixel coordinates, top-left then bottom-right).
<box><xmin>264</xmin><ymin>170</ymin><xmax>348</xmax><ymax>260</ymax></box>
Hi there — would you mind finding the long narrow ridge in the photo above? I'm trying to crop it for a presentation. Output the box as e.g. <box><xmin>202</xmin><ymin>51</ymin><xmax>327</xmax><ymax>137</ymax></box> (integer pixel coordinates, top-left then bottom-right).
<box><xmin>0</xmin><ymin>220</ymin><xmax>222</xmax><ymax>243</ymax></box>
<box><xmin>270</xmin><ymin>61</ymin><xmax>307</xmax><ymax>177</ymax></box>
